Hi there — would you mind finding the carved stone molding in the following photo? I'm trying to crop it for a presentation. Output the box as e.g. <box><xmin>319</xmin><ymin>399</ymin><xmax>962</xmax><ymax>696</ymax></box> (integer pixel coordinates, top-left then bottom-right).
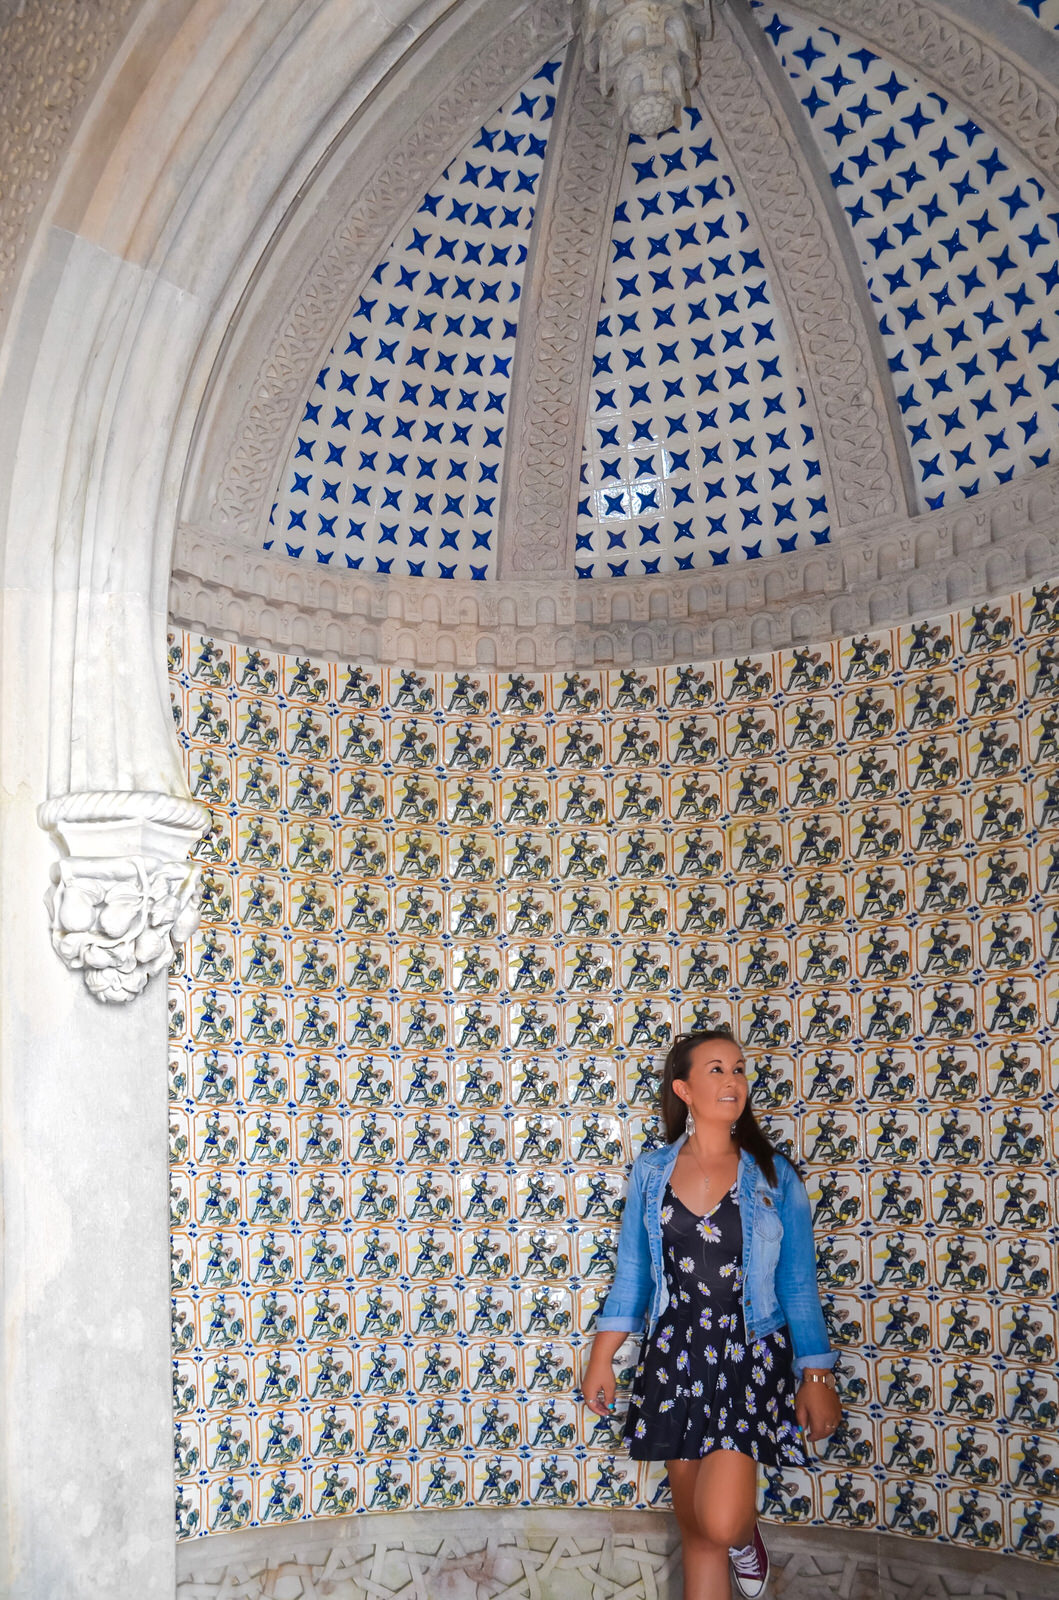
<box><xmin>500</xmin><ymin>45</ymin><xmax>625</xmax><ymax>576</ymax></box>
<box><xmin>202</xmin><ymin>0</ymin><xmax>571</xmax><ymax>545</ymax></box>
<box><xmin>798</xmin><ymin>0</ymin><xmax>1059</xmax><ymax>191</ymax></box>
<box><xmin>38</xmin><ymin>791</ymin><xmax>208</xmax><ymax>1003</ymax></box>
<box><xmin>0</xmin><ymin>0</ymin><xmax>141</xmax><ymax>338</ymax></box>
<box><xmin>579</xmin><ymin>0</ymin><xmax>712</xmax><ymax>136</ymax></box>
<box><xmin>713</xmin><ymin>2</ymin><xmax>908</xmax><ymax>527</ymax></box>
<box><xmin>171</xmin><ymin>465</ymin><xmax>1059</xmax><ymax>666</ymax></box>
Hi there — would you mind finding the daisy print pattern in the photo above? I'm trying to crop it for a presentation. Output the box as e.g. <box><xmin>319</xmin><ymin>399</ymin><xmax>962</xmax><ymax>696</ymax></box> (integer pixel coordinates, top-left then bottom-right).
<box><xmin>622</xmin><ymin>1180</ymin><xmax>809</xmax><ymax>1466</ymax></box>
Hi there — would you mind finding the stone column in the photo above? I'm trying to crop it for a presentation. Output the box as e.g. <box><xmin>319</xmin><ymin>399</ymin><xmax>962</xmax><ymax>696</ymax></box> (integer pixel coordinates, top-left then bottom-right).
<box><xmin>0</xmin><ymin>617</ymin><xmax>194</xmax><ymax>1600</ymax></box>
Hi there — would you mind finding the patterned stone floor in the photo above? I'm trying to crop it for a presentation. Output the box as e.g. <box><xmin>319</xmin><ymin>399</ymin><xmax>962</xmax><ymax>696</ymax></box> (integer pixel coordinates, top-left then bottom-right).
<box><xmin>175</xmin><ymin>1512</ymin><xmax>1059</xmax><ymax>1600</ymax></box>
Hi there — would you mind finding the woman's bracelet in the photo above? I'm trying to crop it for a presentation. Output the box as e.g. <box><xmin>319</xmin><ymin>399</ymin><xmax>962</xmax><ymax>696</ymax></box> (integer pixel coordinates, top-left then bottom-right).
<box><xmin>800</xmin><ymin>1370</ymin><xmax>837</xmax><ymax>1389</ymax></box>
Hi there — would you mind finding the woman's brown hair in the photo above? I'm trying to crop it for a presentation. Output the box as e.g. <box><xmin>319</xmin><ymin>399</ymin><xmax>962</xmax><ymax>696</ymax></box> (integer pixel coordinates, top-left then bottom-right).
<box><xmin>660</xmin><ymin>1028</ymin><xmax>784</xmax><ymax>1188</ymax></box>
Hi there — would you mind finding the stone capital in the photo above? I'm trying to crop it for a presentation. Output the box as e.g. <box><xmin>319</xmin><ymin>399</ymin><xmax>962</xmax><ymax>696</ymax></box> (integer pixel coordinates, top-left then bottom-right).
<box><xmin>37</xmin><ymin>791</ymin><xmax>209</xmax><ymax>1003</ymax></box>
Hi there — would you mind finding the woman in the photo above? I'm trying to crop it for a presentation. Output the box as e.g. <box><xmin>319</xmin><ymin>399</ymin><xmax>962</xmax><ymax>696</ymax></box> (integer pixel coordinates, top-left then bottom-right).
<box><xmin>580</xmin><ymin>1030</ymin><xmax>841</xmax><ymax>1599</ymax></box>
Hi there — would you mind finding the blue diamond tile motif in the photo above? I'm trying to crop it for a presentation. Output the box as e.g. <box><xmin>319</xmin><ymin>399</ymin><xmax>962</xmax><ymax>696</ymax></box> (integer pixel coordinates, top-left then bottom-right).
<box><xmin>267</xmin><ymin>59</ymin><xmax>561</xmax><ymax>577</ymax></box>
<box><xmin>755</xmin><ymin>6</ymin><xmax>1059</xmax><ymax>510</ymax></box>
<box><xmin>1008</xmin><ymin>0</ymin><xmax>1059</xmax><ymax>30</ymax></box>
<box><xmin>576</xmin><ymin>104</ymin><xmax>831</xmax><ymax>579</ymax></box>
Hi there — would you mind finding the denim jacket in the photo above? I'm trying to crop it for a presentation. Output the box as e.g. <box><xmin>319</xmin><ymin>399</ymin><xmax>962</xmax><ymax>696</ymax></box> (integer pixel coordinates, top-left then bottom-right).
<box><xmin>596</xmin><ymin>1136</ymin><xmax>837</xmax><ymax>1383</ymax></box>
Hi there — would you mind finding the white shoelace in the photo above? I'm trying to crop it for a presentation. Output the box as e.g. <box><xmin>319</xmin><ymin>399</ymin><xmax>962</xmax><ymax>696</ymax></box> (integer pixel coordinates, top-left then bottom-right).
<box><xmin>729</xmin><ymin>1540</ymin><xmax>761</xmax><ymax>1572</ymax></box>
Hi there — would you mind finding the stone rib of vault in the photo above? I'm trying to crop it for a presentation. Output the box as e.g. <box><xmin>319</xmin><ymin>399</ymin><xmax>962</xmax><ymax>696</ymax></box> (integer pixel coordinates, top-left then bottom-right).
<box><xmin>578</xmin><ymin>0</ymin><xmax>713</xmax><ymax>134</ymax></box>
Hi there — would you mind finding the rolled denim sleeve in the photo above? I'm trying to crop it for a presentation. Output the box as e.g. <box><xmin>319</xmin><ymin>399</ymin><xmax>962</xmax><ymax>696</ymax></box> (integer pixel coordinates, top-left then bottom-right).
<box><xmin>595</xmin><ymin>1157</ymin><xmax>653</xmax><ymax>1332</ymax></box>
<box><xmin>774</xmin><ymin>1157</ymin><xmax>838</xmax><ymax>1383</ymax></box>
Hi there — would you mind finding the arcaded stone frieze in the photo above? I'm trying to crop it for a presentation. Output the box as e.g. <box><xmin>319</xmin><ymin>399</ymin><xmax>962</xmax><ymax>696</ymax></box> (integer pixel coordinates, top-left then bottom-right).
<box><xmin>500</xmin><ymin>46</ymin><xmax>625</xmax><ymax>576</ymax></box>
<box><xmin>171</xmin><ymin>466</ymin><xmax>1059</xmax><ymax>666</ymax></box>
<box><xmin>0</xmin><ymin>0</ymin><xmax>141</xmax><ymax>338</ymax></box>
<box><xmin>207</xmin><ymin>0</ymin><xmax>571</xmax><ymax>545</ymax></box>
<box><xmin>579</xmin><ymin>0</ymin><xmax>713</xmax><ymax>136</ymax></box>
<box><xmin>703</xmin><ymin>6</ymin><xmax>905</xmax><ymax>529</ymax></box>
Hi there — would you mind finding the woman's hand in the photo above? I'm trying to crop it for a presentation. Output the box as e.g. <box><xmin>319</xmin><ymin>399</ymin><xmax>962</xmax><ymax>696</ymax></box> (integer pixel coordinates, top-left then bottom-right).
<box><xmin>580</xmin><ymin>1357</ymin><xmax>617</xmax><ymax>1417</ymax></box>
<box><xmin>795</xmin><ymin>1380</ymin><xmax>842</xmax><ymax>1443</ymax></box>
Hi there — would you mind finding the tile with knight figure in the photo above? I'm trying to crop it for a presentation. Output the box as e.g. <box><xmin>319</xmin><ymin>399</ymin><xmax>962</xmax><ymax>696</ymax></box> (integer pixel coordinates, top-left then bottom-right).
<box><xmin>575</xmin><ymin>1226</ymin><xmax>620</xmax><ymax>1285</ymax></box>
<box><xmin>471</xmin><ymin>1456</ymin><xmax>523</xmax><ymax>1507</ymax></box>
<box><xmin>440</xmin><ymin>670</ymin><xmax>491</xmax><ymax>717</ymax></box>
<box><xmin>1023</xmin><ymin>631</ymin><xmax>1059</xmax><ymax>701</ymax></box>
<box><xmin>920</xmin><ymin>1043</ymin><xmax>979</xmax><ymax>1103</ymax></box>
<box><xmin>800</xmin><ymin>1048</ymin><xmax>858</xmax><ymax>1106</ymax></box>
<box><xmin>499</xmin><ymin>773</ymin><xmax>549</xmax><ymax>827</ymax></box>
<box><xmin>463</xmin><ymin>1282</ymin><xmax>515</xmax><ymax>1340</ymax></box>
<box><xmin>986</xmin><ymin>1038</ymin><xmax>1049</xmax><ymax>1099</ymax></box>
<box><xmin>337</xmin><ymin>710</ymin><xmax>385</xmax><ymax>767</ymax></box>
<box><xmin>667</xmin><ymin>768</ymin><xmax>722</xmax><ymax>825</ymax></box>
<box><xmin>663</xmin><ymin>661</ymin><xmax>718</xmax><ymax>711</ymax></box>
<box><xmin>455</xmin><ymin>1168</ymin><xmax>511</xmax><ymax>1225</ymax></box>
<box><xmin>1002</xmin><ymin>1363</ymin><xmax>1059</xmax><ymax>1436</ymax></box>
<box><xmin>781</xmin><ymin>751</ymin><xmax>838</xmax><ymax>812</ymax></box>
<box><xmin>606</xmin><ymin>666</ymin><xmax>660</xmax><ymax>714</ymax></box>
<box><xmin>296</xmin><ymin>1167</ymin><xmax>345</xmax><ymax>1227</ymax></box>
<box><xmin>612</xmin><ymin>769</ymin><xmax>664</xmax><ymax>824</ymax></box>
<box><xmin>361</xmin><ymin>1456</ymin><xmax>412</xmax><ymax>1513</ymax></box>
<box><xmin>402</xmin><ymin>1111</ymin><xmax>454</xmax><ymax>1167</ymax></box>
<box><xmin>496</xmin><ymin>718</ymin><xmax>546</xmax><ymax>778</ymax></box>
<box><xmin>309</xmin><ymin>1461</ymin><xmax>358</xmax><ymax>1519</ymax></box>
<box><xmin>460</xmin><ymin>1229</ymin><xmax>514</xmax><ymax>1283</ymax></box>
<box><xmin>355</xmin><ymin>1287</ymin><xmax>405</xmax><ymax>1344</ymax></box>
<box><xmin>345</xmin><ymin>1050</ymin><xmax>395</xmax><ymax>1109</ymax></box>
<box><xmin>386</xmin><ymin>667</ymin><xmax>438</xmax><ymax>716</ymax></box>
<box><xmin>453</xmin><ymin>1054</ymin><xmax>506</xmax><ymax>1109</ymax></box>
<box><xmin>417</xmin><ymin>1456</ymin><xmax>468</xmax><ymax>1511</ymax></box>
<box><xmin>397</xmin><ymin>1052</ymin><xmax>451</xmax><ymax>1109</ymax></box>
<box><xmin>572</xmin><ymin>1168</ymin><xmax>623</xmax><ymax>1223</ymax></box>
<box><xmin>943</xmin><ymin>1484</ymin><xmax>1007</xmax><ymax>1550</ymax></box>
<box><xmin>933</xmin><ymin>1233</ymin><xmax>993</xmax><ymax>1302</ymax></box>
<box><xmin>334</xmin><ymin>661</ymin><xmax>382</xmax><ymax>711</ymax></box>
<box><xmin>724</xmin><ymin>702</ymin><xmax>779</xmax><ymax>762</ymax></box>
<box><xmin>551</xmin><ymin>667</ymin><xmax>604</xmax><ymax>716</ymax></box>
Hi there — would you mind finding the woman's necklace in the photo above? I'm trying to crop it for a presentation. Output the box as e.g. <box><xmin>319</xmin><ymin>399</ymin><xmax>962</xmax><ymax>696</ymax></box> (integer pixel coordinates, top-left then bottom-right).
<box><xmin>683</xmin><ymin>1132</ymin><xmax>737</xmax><ymax>1214</ymax></box>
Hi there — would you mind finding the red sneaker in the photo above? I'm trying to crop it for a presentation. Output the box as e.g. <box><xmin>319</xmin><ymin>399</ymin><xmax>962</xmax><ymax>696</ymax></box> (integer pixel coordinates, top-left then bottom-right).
<box><xmin>729</xmin><ymin>1525</ymin><xmax>769</xmax><ymax>1598</ymax></box>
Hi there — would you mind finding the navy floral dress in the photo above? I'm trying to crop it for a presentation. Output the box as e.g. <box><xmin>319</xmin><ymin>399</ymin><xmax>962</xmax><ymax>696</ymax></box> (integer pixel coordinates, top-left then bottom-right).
<box><xmin>622</xmin><ymin>1179</ymin><xmax>807</xmax><ymax>1465</ymax></box>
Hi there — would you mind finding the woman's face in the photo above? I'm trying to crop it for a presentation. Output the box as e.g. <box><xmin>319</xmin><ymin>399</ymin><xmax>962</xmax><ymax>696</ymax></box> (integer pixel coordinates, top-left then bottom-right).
<box><xmin>680</xmin><ymin>1037</ymin><xmax>749</xmax><ymax>1124</ymax></box>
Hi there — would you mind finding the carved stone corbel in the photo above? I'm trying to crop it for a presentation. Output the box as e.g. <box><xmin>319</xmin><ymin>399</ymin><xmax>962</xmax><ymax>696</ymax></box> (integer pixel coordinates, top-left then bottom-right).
<box><xmin>579</xmin><ymin>0</ymin><xmax>713</xmax><ymax>134</ymax></box>
<box><xmin>37</xmin><ymin>791</ymin><xmax>208</xmax><ymax>1002</ymax></box>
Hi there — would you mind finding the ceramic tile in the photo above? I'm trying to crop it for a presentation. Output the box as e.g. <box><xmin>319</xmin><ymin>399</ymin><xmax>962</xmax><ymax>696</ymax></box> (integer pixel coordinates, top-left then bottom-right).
<box><xmin>170</xmin><ymin>585</ymin><xmax>1059</xmax><ymax>1553</ymax></box>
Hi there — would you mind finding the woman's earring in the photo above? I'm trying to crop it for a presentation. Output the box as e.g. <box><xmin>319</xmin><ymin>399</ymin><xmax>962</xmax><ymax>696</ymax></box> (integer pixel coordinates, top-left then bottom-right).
<box><xmin>685</xmin><ymin>1106</ymin><xmax>696</xmax><ymax>1136</ymax></box>
<box><xmin>730</xmin><ymin>1121</ymin><xmax>738</xmax><ymax>1136</ymax></box>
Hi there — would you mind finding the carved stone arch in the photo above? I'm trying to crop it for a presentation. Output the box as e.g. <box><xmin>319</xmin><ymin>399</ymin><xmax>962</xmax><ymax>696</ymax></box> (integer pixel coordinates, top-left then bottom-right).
<box><xmin>947</xmin><ymin>565</ymin><xmax>975</xmax><ymax>604</ymax></box>
<box><xmin>750</xmin><ymin>613</ymin><xmax>773</xmax><ymax>647</ymax></box>
<box><xmin>183</xmin><ymin>0</ymin><xmax>571</xmax><ymax>555</ymax></box>
<box><xmin>700</xmin><ymin>2</ymin><xmax>908</xmax><ymax>529</ymax></box>
<box><xmin>987</xmin><ymin>550</ymin><xmax>1015</xmax><ymax>592</ymax></box>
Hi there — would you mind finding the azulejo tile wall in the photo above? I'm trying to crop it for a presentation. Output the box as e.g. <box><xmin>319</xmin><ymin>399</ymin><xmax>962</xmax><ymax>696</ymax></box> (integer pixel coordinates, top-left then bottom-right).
<box><xmin>168</xmin><ymin>586</ymin><xmax>1059</xmax><ymax>1559</ymax></box>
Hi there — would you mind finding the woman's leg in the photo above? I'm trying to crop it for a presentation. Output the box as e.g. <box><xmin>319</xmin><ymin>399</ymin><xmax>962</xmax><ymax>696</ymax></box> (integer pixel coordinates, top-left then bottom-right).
<box><xmin>667</xmin><ymin>1453</ymin><xmax>760</xmax><ymax>1600</ymax></box>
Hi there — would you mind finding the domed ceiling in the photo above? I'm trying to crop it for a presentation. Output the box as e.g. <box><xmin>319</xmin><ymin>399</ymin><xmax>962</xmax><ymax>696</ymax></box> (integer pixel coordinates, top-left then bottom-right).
<box><xmin>178</xmin><ymin>0</ymin><xmax>1059</xmax><ymax>628</ymax></box>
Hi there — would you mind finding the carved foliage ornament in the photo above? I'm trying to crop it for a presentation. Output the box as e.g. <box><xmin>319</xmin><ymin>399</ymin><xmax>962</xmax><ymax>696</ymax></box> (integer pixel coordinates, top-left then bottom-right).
<box><xmin>578</xmin><ymin>0</ymin><xmax>713</xmax><ymax>135</ymax></box>
<box><xmin>38</xmin><ymin>791</ymin><xmax>208</xmax><ymax>1003</ymax></box>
